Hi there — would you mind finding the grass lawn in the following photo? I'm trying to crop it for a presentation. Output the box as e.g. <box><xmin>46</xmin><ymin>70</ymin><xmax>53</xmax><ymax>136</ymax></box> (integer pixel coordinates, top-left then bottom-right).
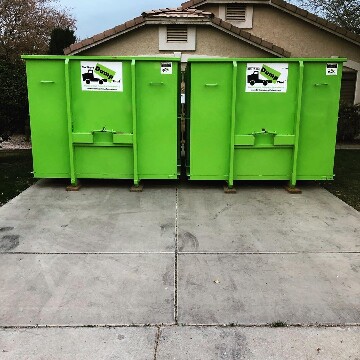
<box><xmin>320</xmin><ymin>150</ymin><xmax>360</xmax><ymax>211</ymax></box>
<box><xmin>0</xmin><ymin>150</ymin><xmax>36</xmax><ymax>206</ymax></box>
<box><xmin>0</xmin><ymin>149</ymin><xmax>359</xmax><ymax>212</ymax></box>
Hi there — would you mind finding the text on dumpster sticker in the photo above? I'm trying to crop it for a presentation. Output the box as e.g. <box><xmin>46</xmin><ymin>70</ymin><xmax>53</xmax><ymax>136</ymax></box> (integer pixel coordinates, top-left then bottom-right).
<box><xmin>161</xmin><ymin>62</ymin><xmax>173</xmax><ymax>75</ymax></box>
<box><xmin>326</xmin><ymin>63</ymin><xmax>338</xmax><ymax>76</ymax></box>
<box><xmin>81</xmin><ymin>61</ymin><xmax>123</xmax><ymax>92</ymax></box>
<box><xmin>246</xmin><ymin>63</ymin><xmax>288</xmax><ymax>93</ymax></box>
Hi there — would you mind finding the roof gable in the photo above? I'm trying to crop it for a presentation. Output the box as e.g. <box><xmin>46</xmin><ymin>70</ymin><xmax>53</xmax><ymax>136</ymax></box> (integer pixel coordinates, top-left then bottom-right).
<box><xmin>181</xmin><ymin>0</ymin><xmax>360</xmax><ymax>45</ymax></box>
<box><xmin>64</xmin><ymin>7</ymin><xmax>290</xmax><ymax>56</ymax></box>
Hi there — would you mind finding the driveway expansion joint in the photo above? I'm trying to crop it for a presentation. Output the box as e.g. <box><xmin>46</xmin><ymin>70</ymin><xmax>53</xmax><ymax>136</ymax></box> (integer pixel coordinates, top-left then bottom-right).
<box><xmin>174</xmin><ymin>187</ymin><xmax>179</xmax><ymax>324</ymax></box>
<box><xmin>153</xmin><ymin>326</ymin><xmax>162</xmax><ymax>360</ymax></box>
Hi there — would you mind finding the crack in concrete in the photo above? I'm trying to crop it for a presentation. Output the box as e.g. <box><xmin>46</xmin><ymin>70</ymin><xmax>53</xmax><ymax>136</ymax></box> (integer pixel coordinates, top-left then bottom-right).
<box><xmin>2</xmin><ymin>251</ymin><xmax>359</xmax><ymax>255</ymax></box>
<box><xmin>153</xmin><ymin>326</ymin><xmax>162</xmax><ymax>360</ymax></box>
<box><xmin>0</xmin><ymin>252</ymin><xmax>174</xmax><ymax>255</ymax></box>
<box><xmin>1</xmin><ymin>323</ymin><xmax>360</xmax><ymax>330</ymax></box>
<box><xmin>178</xmin><ymin>251</ymin><xmax>360</xmax><ymax>255</ymax></box>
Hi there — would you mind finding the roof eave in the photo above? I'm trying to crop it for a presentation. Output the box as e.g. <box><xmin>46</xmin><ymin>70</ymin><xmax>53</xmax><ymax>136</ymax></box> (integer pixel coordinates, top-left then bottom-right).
<box><xmin>65</xmin><ymin>22</ymin><xmax>146</xmax><ymax>55</ymax></box>
<box><xmin>64</xmin><ymin>9</ymin><xmax>290</xmax><ymax>57</ymax></box>
<box><xmin>182</xmin><ymin>0</ymin><xmax>360</xmax><ymax>46</ymax></box>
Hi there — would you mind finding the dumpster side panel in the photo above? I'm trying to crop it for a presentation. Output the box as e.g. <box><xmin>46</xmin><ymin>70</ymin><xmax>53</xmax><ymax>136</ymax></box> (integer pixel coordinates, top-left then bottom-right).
<box><xmin>25</xmin><ymin>60</ymin><xmax>70</xmax><ymax>178</ymax></box>
<box><xmin>234</xmin><ymin>62</ymin><xmax>299</xmax><ymax>178</ymax></box>
<box><xmin>189</xmin><ymin>62</ymin><xmax>233</xmax><ymax>179</ymax></box>
<box><xmin>235</xmin><ymin>62</ymin><xmax>298</xmax><ymax>135</ymax></box>
<box><xmin>234</xmin><ymin>149</ymin><xmax>293</xmax><ymax>178</ymax></box>
<box><xmin>75</xmin><ymin>147</ymin><xmax>133</xmax><ymax>178</ymax></box>
<box><xmin>69</xmin><ymin>60</ymin><xmax>134</xmax><ymax>178</ymax></box>
<box><xmin>297</xmin><ymin>62</ymin><xmax>343</xmax><ymax>179</ymax></box>
<box><xmin>70</xmin><ymin>60</ymin><xmax>133</xmax><ymax>134</ymax></box>
<box><xmin>136</xmin><ymin>61</ymin><xmax>179</xmax><ymax>179</ymax></box>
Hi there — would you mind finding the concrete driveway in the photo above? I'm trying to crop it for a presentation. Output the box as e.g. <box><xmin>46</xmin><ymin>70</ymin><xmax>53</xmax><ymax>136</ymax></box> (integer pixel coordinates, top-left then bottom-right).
<box><xmin>0</xmin><ymin>180</ymin><xmax>359</xmax><ymax>359</ymax></box>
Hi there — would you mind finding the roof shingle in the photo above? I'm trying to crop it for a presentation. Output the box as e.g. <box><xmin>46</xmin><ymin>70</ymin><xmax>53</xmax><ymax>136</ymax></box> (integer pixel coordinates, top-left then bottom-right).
<box><xmin>64</xmin><ymin>7</ymin><xmax>288</xmax><ymax>56</ymax></box>
<box><xmin>182</xmin><ymin>0</ymin><xmax>360</xmax><ymax>44</ymax></box>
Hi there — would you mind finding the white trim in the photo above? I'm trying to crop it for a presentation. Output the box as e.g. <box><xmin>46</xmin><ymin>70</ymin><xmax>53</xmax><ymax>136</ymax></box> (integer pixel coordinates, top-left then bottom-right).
<box><xmin>345</xmin><ymin>60</ymin><xmax>360</xmax><ymax>104</ymax></box>
<box><xmin>159</xmin><ymin>26</ymin><xmax>196</xmax><ymax>51</ymax></box>
<box><xmin>219</xmin><ymin>4</ymin><xmax>225</xmax><ymax>20</ymax></box>
<box><xmin>219</xmin><ymin>4</ymin><xmax>253</xmax><ymax>29</ymax></box>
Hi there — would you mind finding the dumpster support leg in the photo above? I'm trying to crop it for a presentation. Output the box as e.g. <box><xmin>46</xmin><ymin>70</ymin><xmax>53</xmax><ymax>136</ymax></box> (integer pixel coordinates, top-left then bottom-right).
<box><xmin>225</xmin><ymin>61</ymin><xmax>238</xmax><ymax>193</ymax></box>
<box><xmin>131</xmin><ymin>59</ymin><xmax>140</xmax><ymax>190</ymax></box>
<box><xmin>288</xmin><ymin>60</ymin><xmax>304</xmax><ymax>193</ymax></box>
<box><xmin>65</xmin><ymin>59</ymin><xmax>78</xmax><ymax>188</ymax></box>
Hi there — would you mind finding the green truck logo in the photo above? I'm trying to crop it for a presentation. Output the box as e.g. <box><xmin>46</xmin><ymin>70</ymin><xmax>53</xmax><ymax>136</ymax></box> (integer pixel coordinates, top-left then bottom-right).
<box><xmin>260</xmin><ymin>64</ymin><xmax>281</xmax><ymax>83</ymax></box>
<box><xmin>94</xmin><ymin>63</ymin><xmax>116</xmax><ymax>83</ymax></box>
<box><xmin>247</xmin><ymin>64</ymin><xmax>282</xmax><ymax>86</ymax></box>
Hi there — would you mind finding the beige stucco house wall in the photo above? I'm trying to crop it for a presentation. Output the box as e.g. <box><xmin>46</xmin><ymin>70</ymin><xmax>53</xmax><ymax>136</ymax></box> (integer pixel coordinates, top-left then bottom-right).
<box><xmin>81</xmin><ymin>26</ymin><xmax>159</xmax><ymax>57</ymax></box>
<box><xmin>68</xmin><ymin>1</ymin><xmax>360</xmax><ymax>103</ymax></box>
<box><xmin>196</xmin><ymin>3</ymin><xmax>359</xmax><ymax>61</ymax></box>
<box><xmin>81</xmin><ymin>25</ymin><xmax>271</xmax><ymax>59</ymax></box>
<box><xmin>195</xmin><ymin>2</ymin><xmax>360</xmax><ymax>103</ymax></box>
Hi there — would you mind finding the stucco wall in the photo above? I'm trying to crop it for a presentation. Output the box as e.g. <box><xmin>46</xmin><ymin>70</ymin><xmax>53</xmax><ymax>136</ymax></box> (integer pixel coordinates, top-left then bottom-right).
<box><xmin>79</xmin><ymin>24</ymin><xmax>271</xmax><ymax>58</ymax></box>
<box><xmin>81</xmin><ymin>26</ymin><xmax>160</xmax><ymax>56</ymax></box>
<box><xmin>249</xmin><ymin>5</ymin><xmax>360</xmax><ymax>62</ymax></box>
<box><xmin>185</xmin><ymin>26</ymin><xmax>270</xmax><ymax>57</ymax></box>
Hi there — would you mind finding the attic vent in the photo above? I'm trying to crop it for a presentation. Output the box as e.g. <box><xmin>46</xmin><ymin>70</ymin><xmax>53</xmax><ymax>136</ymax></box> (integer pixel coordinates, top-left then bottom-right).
<box><xmin>225</xmin><ymin>4</ymin><xmax>247</xmax><ymax>21</ymax></box>
<box><xmin>167</xmin><ymin>26</ymin><xmax>188</xmax><ymax>42</ymax></box>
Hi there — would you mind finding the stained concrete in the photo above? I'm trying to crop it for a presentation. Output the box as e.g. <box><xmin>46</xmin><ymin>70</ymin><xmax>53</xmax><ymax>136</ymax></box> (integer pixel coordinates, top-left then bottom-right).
<box><xmin>178</xmin><ymin>185</ymin><xmax>360</xmax><ymax>253</ymax></box>
<box><xmin>0</xmin><ymin>254</ymin><xmax>174</xmax><ymax>326</ymax></box>
<box><xmin>0</xmin><ymin>180</ymin><xmax>176</xmax><ymax>253</ymax></box>
<box><xmin>178</xmin><ymin>253</ymin><xmax>360</xmax><ymax>325</ymax></box>
<box><xmin>157</xmin><ymin>326</ymin><xmax>360</xmax><ymax>360</ymax></box>
<box><xmin>0</xmin><ymin>327</ymin><xmax>157</xmax><ymax>360</ymax></box>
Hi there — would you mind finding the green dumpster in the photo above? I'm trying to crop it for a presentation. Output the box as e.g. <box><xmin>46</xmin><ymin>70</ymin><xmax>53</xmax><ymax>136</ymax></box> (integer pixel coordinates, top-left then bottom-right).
<box><xmin>22</xmin><ymin>56</ymin><xmax>181</xmax><ymax>187</ymax></box>
<box><xmin>185</xmin><ymin>58</ymin><xmax>346</xmax><ymax>188</ymax></box>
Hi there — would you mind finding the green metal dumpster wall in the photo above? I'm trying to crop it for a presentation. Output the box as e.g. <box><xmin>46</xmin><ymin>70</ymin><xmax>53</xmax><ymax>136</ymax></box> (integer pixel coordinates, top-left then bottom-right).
<box><xmin>186</xmin><ymin>58</ymin><xmax>346</xmax><ymax>187</ymax></box>
<box><xmin>23</xmin><ymin>56</ymin><xmax>181</xmax><ymax>186</ymax></box>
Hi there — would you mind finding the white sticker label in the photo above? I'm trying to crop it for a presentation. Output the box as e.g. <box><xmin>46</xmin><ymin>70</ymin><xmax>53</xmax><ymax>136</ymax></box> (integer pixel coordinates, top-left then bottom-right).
<box><xmin>326</xmin><ymin>63</ymin><xmax>338</xmax><ymax>76</ymax></box>
<box><xmin>246</xmin><ymin>63</ymin><xmax>289</xmax><ymax>93</ymax></box>
<box><xmin>81</xmin><ymin>61</ymin><xmax>123</xmax><ymax>92</ymax></box>
<box><xmin>161</xmin><ymin>62</ymin><xmax>173</xmax><ymax>75</ymax></box>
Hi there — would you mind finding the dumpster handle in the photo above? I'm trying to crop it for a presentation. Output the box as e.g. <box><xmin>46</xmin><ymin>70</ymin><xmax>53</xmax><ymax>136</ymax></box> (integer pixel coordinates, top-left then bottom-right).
<box><xmin>40</xmin><ymin>80</ymin><xmax>55</xmax><ymax>84</ymax></box>
<box><xmin>314</xmin><ymin>83</ymin><xmax>328</xmax><ymax>86</ymax></box>
<box><xmin>149</xmin><ymin>82</ymin><xmax>164</xmax><ymax>86</ymax></box>
<box><xmin>205</xmin><ymin>83</ymin><xmax>218</xmax><ymax>87</ymax></box>
<box><xmin>252</xmin><ymin>129</ymin><xmax>277</xmax><ymax>136</ymax></box>
<box><xmin>92</xmin><ymin>127</ymin><xmax>115</xmax><ymax>134</ymax></box>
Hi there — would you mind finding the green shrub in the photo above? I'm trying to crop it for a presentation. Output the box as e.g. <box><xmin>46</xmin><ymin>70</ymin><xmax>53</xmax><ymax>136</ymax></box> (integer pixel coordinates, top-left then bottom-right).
<box><xmin>337</xmin><ymin>102</ymin><xmax>360</xmax><ymax>142</ymax></box>
<box><xmin>0</xmin><ymin>60</ymin><xmax>29</xmax><ymax>137</ymax></box>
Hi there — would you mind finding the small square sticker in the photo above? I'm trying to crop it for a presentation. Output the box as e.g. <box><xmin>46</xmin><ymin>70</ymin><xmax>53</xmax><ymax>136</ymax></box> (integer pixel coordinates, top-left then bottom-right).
<box><xmin>326</xmin><ymin>63</ymin><xmax>338</xmax><ymax>76</ymax></box>
<box><xmin>161</xmin><ymin>62</ymin><xmax>173</xmax><ymax>75</ymax></box>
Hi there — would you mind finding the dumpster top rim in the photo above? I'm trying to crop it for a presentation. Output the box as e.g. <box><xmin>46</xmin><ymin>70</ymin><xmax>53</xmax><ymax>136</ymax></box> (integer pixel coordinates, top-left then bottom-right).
<box><xmin>187</xmin><ymin>57</ymin><xmax>347</xmax><ymax>63</ymax></box>
<box><xmin>21</xmin><ymin>55</ymin><xmax>182</xmax><ymax>62</ymax></box>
